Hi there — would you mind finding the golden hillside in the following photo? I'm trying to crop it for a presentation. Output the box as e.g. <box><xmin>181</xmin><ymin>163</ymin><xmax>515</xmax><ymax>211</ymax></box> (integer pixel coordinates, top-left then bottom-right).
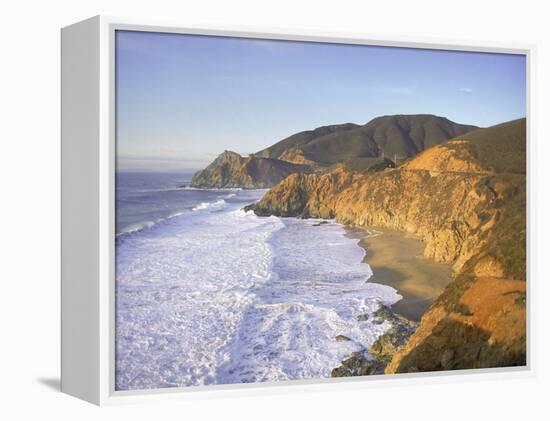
<box><xmin>250</xmin><ymin>118</ymin><xmax>527</xmax><ymax>372</ymax></box>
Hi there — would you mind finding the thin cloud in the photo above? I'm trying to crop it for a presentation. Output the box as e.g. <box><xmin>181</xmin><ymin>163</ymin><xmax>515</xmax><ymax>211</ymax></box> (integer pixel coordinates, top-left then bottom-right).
<box><xmin>459</xmin><ymin>87</ymin><xmax>473</xmax><ymax>93</ymax></box>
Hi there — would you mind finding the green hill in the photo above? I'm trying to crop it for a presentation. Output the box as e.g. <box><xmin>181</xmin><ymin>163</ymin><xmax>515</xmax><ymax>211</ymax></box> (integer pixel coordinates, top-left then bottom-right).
<box><xmin>452</xmin><ymin>118</ymin><xmax>526</xmax><ymax>174</ymax></box>
<box><xmin>254</xmin><ymin>123</ymin><xmax>359</xmax><ymax>160</ymax></box>
<box><xmin>257</xmin><ymin>115</ymin><xmax>478</xmax><ymax>166</ymax></box>
<box><xmin>192</xmin><ymin>114</ymin><xmax>479</xmax><ymax>188</ymax></box>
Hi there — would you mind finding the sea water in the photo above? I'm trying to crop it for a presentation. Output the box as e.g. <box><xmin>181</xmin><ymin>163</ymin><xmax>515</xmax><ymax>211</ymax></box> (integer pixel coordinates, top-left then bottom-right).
<box><xmin>115</xmin><ymin>171</ymin><xmax>401</xmax><ymax>390</ymax></box>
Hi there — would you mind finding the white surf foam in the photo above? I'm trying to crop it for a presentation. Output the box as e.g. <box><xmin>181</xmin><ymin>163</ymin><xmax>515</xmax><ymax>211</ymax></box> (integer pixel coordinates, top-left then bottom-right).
<box><xmin>216</xmin><ymin>218</ymin><xmax>400</xmax><ymax>383</ymax></box>
<box><xmin>115</xmin><ymin>194</ymin><xmax>401</xmax><ymax>390</ymax></box>
<box><xmin>117</xmin><ymin>210</ymin><xmax>189</xmax><ymax>237</ymax></box>
<box><xmin>192</xmin><ymin>199</ymin><xmax>227</xmax><ymax>212</ymax></box>
<box><xmin>116</xmin><ymin>195</ymin><xmax>284</xmax><ymax>390</ymax></box>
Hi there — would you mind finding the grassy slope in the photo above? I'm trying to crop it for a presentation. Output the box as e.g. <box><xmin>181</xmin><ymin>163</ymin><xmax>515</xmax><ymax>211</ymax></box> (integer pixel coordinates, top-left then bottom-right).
<box><xmin>257</xmin><ymin>114</ymin><xmax>478</xmax><ymax>165</ymax></box>
<box><xmin>453</xmin><ymin>118</ymin><xmax>526</xmax><ymax>174</ymax></box>
<box><xmin>302</xmin><ymin>115</ymin><xmax>478</xmax><ymax>164</ymax></box>
<box><xmin>193</xmin><ymin>115</ymin><xmax>479</xmax><ymax>188</ymax></box>
<box><xmin>254</xmin><ymin>123</ymin><xmax>359</xmax><ymax>159</ymax></box>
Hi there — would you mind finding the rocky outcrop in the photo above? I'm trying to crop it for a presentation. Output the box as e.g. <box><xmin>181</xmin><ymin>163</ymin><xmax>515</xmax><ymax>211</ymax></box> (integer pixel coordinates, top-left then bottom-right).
<box><xmin>386</xmin><ymin>277</ymin><xmax>526</xmax><ymax>372</ymax></box>
<box><xmin>332</xmin><ymin>306</ymin><xmax>417</xmax><ymax>377</ymax></box>
<box><xmin>191</xmin><ymin>150</ymin><xmax>310</xmax><ymax>189</ymax></box>
<box><xmin>250</xmin><ymin>118</ymin><xmax>527</xmax><ymax>373</ymax></box>
<box><xmin>193</xmin><ymin>115</ymin><xmax>478</xmax><ymax>188</ymax></box>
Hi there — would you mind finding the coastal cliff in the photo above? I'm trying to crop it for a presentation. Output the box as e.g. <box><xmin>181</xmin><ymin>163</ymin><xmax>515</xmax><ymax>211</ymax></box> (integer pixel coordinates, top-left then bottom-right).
<box><xmin>191</xmin><ymin>150</ymin><xmax>310</xmax><ymax>189</ymax></box>
<box><xmin>249</xmin><ymin>118</ymin><xmax>527</xmax><ymax>373</ymax></box>
<box><xmin>192</xmin><ymin>115</ymin><xmax>477</xmax><ymax>188</ymax></box>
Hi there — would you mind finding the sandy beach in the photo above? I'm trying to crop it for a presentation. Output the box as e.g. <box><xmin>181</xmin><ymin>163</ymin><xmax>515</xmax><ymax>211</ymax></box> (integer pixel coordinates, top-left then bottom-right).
<box><xmin>346</xmin><ymin>228</ymin><xmax>452</xmax><ymax>322</ymax></box>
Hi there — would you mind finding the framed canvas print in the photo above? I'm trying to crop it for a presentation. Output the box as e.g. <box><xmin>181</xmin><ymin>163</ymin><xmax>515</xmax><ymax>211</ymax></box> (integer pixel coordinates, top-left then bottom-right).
<box><xmin>61</xmin><ymin>16</ymin><xmax>533</xmax><ymax>405</ymax></box>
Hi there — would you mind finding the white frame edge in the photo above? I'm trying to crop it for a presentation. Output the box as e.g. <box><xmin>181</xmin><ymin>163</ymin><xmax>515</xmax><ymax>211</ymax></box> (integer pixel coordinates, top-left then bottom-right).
<box><xmin>61</xmin><ymin>14</ymin><xmax>537</xmax><ymax>406</ymax></box>
<box><xmin>61</xmin><ymin>16</ymin><xmax>101</xmax><ymax>404</ymax></box>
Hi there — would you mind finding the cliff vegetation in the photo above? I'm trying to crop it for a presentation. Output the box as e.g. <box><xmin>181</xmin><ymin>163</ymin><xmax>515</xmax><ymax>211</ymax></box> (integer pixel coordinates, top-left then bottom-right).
<box><xmin>192</xmin><ymin>115</ymin><xmax>477</xmax><ymax>188</ymax></box>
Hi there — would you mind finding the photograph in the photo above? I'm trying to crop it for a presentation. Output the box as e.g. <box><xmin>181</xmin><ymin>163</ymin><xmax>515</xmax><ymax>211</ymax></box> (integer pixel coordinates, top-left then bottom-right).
<box><xmin>114</xmin><ymin>30</ymin><xmax>527</xmax><ymax>391</ymax></box>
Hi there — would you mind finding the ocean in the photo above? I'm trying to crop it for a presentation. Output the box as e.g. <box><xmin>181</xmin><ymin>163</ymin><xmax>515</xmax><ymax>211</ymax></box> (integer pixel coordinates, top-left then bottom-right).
<box><xmin>115</xmin><ymin>171</ymin><xmax>401</xmax><ymax>390</ymax></box>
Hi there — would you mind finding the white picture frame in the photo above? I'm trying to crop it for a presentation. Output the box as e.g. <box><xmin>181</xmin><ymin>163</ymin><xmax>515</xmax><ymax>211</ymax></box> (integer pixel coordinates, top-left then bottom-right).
<box><xmin>61</xmin><ymin>15</ymin><xmax>536</xmax><ymax>405</ymax></box>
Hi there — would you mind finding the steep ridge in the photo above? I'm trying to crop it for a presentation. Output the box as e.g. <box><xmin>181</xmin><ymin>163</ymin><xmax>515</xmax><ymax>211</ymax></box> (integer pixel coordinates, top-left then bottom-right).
<box><xmin>193</xmin><ymin>115</ymin><xmax>478</xmax><ymax>188</ymax></box>
<box><xmin>249</xmin><ymin>118</ymin><xmax>527</xmax><ymax>372</ymax></box>
<box><xmin>254</xmin><ymin>123</ymin><xmax>359</xmax><ymax>162</ymax></box>
<box><xmin>256</xmin><ymin>114</ymin><xmax>478</xmax><ymax>165</ymax></box>
<box><xmin>191</xmin><ymin>150</ymin><xmax>310</xmax><ymax>189</ymax></box>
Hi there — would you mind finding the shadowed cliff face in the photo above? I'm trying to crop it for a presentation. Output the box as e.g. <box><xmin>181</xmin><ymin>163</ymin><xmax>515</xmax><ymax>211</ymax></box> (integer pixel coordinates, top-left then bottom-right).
<box><xmin>193</xmin><ymin>115</ymin><xmax>478</xmax><ymax>188</ymax></box>
<box><xmin>250</xmin><ymin>118</ymin><xmax>527</xmax><ymax>373</ymax></box>
<box><xmin>252</xmin><ymin>166</ymin><xmax>525</xmax><ymax>278</ymax></box>
<box><xmin>386</xmin><ymin>277</ymin><xmax>526</xmax><ymax>373</ymax></box>
<box><xmin>191</xmin><ymin>150</ymin><xmax>310</xmax><ymax>189</ymax></box>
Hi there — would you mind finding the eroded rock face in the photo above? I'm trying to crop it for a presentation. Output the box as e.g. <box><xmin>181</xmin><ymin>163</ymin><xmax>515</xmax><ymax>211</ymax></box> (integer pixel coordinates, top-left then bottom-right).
<box><xmin>192</xmin><ymin>115</ymin><xmax>479</xmax><ymax>189</ymax></box>
<box><xmin>191</xmin><ymin>150</ymin><xmax>310</xmax><ymax>189</ymax></box>
<box><xmin>253</xmin><ymin>167</ymin><xmax>524</xmax><ymax>278</ymax></box>
<box><xmin>385</xmin><ymin>277</ymin><xmax>526</xmax><ymax>373</ymax></box>
<box><xmin>252</xmin><ymin>119</ymin><xmax>527</xmax><ymax>373</ymax></box>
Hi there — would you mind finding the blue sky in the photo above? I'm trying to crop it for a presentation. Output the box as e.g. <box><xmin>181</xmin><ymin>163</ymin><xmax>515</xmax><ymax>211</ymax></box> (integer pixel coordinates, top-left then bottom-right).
<box><xmin>116</xmin><ymin>30</ymin><xmax>526</xmax><ymax>170</ymax></box>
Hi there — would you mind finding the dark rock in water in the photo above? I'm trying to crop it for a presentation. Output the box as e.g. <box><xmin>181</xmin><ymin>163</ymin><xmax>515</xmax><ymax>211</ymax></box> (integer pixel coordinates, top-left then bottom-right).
<box><xmin>332</xmin><ymin>305</ymin><xmax>417</xmax><ymax>377</ymax></box>
<box><xmin>312</xmin><ymin>221</ymin><xmax>329</xmax><ymax>227</ymax></box>
<box><xmin>335</xmin><ymin>335</ymin><xmax>352</xmax><ymax>342</ymax></box>
<box><xmin>372</xmin><ymin>305</ymin><xmax>395</xmax><ymax>321</ymax></box>
<box><xmin>357</xmin><ymin>314</ymin><xmax>369</xmax><ymax>321</ymax></box>
<box><xmin>370</xmin><ymin>305</ymin><xmax>417</xmax><ymax>357</ymax></box>
<box><xmin>370</xmin><ymin>323</ymin><xmax>415</xmax><ymax>357</ymax></box>
<box><xmin>177</xmin><ymin>184</ymin><xmax>188</xmax><ymax>188</ymax></box>
<box><xmin>332</xmin><ymin>351</ymin><xmax>387</xmax><ymax>377</ymax></box>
